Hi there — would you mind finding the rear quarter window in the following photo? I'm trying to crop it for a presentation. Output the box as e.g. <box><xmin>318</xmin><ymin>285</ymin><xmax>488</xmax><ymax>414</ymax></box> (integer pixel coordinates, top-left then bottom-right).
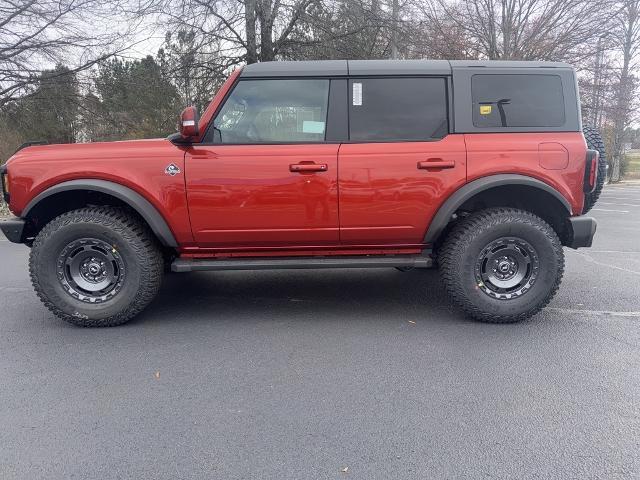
<box><xmin>471</xmin><ymin>74</ymin><xmax>565</xmax><ymax>128</ymax></box>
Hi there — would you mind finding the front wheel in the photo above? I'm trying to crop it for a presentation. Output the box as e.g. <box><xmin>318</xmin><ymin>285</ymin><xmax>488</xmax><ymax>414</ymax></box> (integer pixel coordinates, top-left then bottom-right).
<box><xmin>29</xmin><ymin>207</ymin><xmax>164</xmax><ymax>327</ymax></box>
<box><xmin>438</xmin><ymin>208</ymin><xmax>564</xmax><ymax>323</ymax></box>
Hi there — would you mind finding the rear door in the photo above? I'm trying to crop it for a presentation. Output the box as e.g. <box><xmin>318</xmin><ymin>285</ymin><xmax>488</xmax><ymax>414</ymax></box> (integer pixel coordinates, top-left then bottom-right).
<box><xmin>185</xmin><ymin>78</ymin><xmax>340</xmax><ymax>247</ymax></box>
<box><xmin>338</xmin><ymin>77</ymin><xmax>467</xmax><ymax>244</ymax></box>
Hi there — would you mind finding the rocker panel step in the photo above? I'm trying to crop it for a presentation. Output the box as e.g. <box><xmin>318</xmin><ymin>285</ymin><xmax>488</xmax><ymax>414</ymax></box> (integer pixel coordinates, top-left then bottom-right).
<box><xmin>171</xmin><ymin>255</ymin><xmax>433</xmax><ymax>273</ymax></box>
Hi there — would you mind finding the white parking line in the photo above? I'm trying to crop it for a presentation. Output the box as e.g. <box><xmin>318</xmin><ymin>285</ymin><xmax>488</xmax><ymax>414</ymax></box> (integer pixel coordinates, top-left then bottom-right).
<box><xmin>599</xmin><ymin>197</ymin><xmax>638</xmax><ymax>201</ymax></box>
<box><xmin>587</xmin><ymin>250</ymin><xmax>640</xmax><ymax>254</ymax></box>
<box><xmin>567</xmin><ymin>249</ymin><xmax>640</xmax><ymax>276</ymax></box>
<box><xmin>599</xmin><ymin>196</ymin><xmax>640</xmax><ymax>201</ymax></box>
<box><xmin>601</xmin><ymin>190</ymin><xmax>640</xmax><ymax>193</ymax></box>
<box><xmin>599</xmin><ymin>202</ymin><xmax>640</xmax><ymax>207</ymax></box>
<box><xmin>601</xmin><ymin>190</ymin><xmax>640</xmax><ymax>194</ymax></box>
<box><xmin>600</xmin><ymin>197</ymin><xmax>640</xmax><ymax>201</ymax></box>
<box><xmin>591</xmin><ymin>208</ymin><xmax>629</xmax><ymax>213</ymax></box>
<box><xmin>547</xmin><ymin>307</ymin><xmax>640</xmax><ymax>318</ymax></box>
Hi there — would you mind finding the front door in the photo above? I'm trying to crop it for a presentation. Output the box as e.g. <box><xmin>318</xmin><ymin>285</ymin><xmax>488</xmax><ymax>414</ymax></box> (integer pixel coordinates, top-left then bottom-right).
<box><xmin>186</xmin><ymin>78</ymin><xmax>339</xmax><ymax>247</ymax></box>
<box><xmin>338</xmin><ymin>76</ymin><xmax>467</xmax><ymax>245</ymax></box>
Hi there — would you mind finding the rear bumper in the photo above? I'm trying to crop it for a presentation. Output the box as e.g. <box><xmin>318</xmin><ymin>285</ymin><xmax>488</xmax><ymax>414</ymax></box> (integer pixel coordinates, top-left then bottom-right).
<box><xmin>0</xmin><ymin>217</ymin><xmax>25</xmax><ymax>243</ymax></box>
<box><xmin>568</xmin><ymin>216</ymin><xmax>597</xmax><ymax>249</ymax></box>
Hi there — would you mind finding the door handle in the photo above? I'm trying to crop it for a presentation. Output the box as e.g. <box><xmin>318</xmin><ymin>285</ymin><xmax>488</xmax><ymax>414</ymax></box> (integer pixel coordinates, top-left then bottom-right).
<box><xmin>417</xmin><ymin>159</ymin><xmax>455</xmax><ymax>170</ymax></box>
<box><xmin>290</xmin><ymin>163</ymin><xmax>328</xmax><ymax>173</ymax></box>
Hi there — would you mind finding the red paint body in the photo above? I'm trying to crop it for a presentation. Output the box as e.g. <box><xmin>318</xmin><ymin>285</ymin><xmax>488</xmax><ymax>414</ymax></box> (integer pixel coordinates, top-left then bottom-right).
<box><xmin>338</xmin><ymin>136</ymin><xmax>467</xmax><ymax>244</ymax></box>
<box><xmin>464</xmin><ymin>133</ymin><xmax>586</xmax><ymax>214</ymax></box>
<box><xmin>4</xmin><ymin>68</ymin><xmax>588</xmax><ymax>257</ymax></box>
<box><xmin>7</xmin><ymin>139</ymin><xmax>194</xmax><ymax>245</ymax></box>
<box><xmin>185</xmin><ymin>144</ymin><xmax>340</xmax><ymax>246</ymax></box>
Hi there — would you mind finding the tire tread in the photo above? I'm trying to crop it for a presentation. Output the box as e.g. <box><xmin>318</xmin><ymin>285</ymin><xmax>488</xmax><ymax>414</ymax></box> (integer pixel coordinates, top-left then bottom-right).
<box><xmin>29</xmin><ymin>207</ymin><xmax>163</xmax><ymax>327</ymax></box>
<box><xmin>438</xmin><ymin>207</ymin><xmax>564</xmax><ymax>323</ymax></box>
<box><xmin>582</xmin><ymin>126</ymin><xmax>607</xmax><ymax>213</ymax></box>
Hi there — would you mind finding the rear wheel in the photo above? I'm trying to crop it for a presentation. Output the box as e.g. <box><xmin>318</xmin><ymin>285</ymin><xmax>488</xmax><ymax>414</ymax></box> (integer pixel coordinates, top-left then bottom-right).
<box><xmin>29</xmin><ymin>207</ymin><xmax>164</xmax><ymax>327</ymax></box>
<box><xmin>438</xmin><ymin>208</ymin><xmax>564</xmax><ymax>323</ymax></box>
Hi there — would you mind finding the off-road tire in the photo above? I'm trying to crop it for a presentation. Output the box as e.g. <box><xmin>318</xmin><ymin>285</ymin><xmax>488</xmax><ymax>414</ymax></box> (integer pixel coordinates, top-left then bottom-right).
<box><xmin>438</xmin><ymin>208</ymin><xmax>564</xmax><ymax>323</ymax></box>
<box><xmin>29</xmin><ymin>207</ymin><xmax>164</xmax><ymax>327</ymax></box>
<box><xmin>582</xmin><ymin>125</ymin><xmax>607</xmax><ymax>213</ymax></box>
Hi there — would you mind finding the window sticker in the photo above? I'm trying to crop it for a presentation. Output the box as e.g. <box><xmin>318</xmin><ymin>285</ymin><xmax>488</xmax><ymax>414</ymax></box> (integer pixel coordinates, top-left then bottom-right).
<box><xmin>353</xmin><ymin>82</ymin><xmax>363</xmax><ymax>106</ymax></box>
<box><xmin>480</xmin><ymin>105</ymin><xmax>492</xmax><ymax>115</ymax></box>
<box><xmin>302</xmin><ymin>120</ymin><xmax>325</xmax><ymax>134</ymax></box>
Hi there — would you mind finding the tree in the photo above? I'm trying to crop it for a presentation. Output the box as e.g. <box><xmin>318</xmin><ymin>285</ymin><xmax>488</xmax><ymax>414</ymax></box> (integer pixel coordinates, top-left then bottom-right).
<box><xmin>608</xmin><ymin>0</ymin><xmax>640</xmax><ymax>181</ymax></box>
<box><xmin>0</xmin><ymin>66</ymin><xmax>80</xmax><ymax>152</ymax></box>
<box><xmin>282</xmin><ymin>0</ymin><xmax>397</xmax><ymax>60</ymax></box>
<box><xmin>88</xmin><ymin>56</ymin><xmax>181</xmax><ymax>141</ymax></box>
<box><xmin>157</xmin><ymin>30</ymin><xmax>228</xmax><ymax>113</ymax></box>
<box><xmin>0</xmin><ymin>114</ymin><xmax>26</xmax><ymax>162</ymax></box>
<box><xmin>420</xmin><ymin>0</ymin><xmax>615</xmax><ymax>62</ymax></box>
<box><xmin>0</xmin><ymin>0</ymin><xmax>135</xmax><ymax>107</ymax></box>
<box><xmin>154</xmin><ymin>0</ymin><xmax>324</xmax><ymax>65</ymax></box>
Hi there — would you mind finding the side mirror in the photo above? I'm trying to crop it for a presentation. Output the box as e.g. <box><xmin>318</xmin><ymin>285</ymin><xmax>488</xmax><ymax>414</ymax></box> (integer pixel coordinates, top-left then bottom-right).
<box><xmin>179</xmin><ymin>106</ymin><xmax>199</xmax><ymax>139</ymax></box>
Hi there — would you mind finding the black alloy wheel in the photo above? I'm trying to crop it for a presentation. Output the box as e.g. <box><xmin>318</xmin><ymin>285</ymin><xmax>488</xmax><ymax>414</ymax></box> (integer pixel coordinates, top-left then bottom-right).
<box><xmin>474</xmin><ymin>237</ymin><xmax>539</xmax><ymax>300</ymax></box>
<box><xmin>56</xmin><ymin>238</ymin><xmax>126</xmax><ymax>303</ymax></box>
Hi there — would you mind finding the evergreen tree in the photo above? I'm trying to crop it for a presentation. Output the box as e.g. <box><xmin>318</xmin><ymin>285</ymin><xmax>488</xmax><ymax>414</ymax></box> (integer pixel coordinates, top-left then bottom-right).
<box><xmin>1</xmin><ymin>66</ymin><xmax>80</xmax><ymax>147</ymax></box>
<box><xmin>89</xmin><ymin>56</ymin><xmax>181</xmax><ymax>141</ymax></box>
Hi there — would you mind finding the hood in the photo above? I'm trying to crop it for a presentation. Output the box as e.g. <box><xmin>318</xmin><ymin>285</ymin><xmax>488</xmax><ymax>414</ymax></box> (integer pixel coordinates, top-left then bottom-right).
<box><xmin>7</xmin><ymin>138</ymin><xmax>171</xmax><ymax>165</ymax></box>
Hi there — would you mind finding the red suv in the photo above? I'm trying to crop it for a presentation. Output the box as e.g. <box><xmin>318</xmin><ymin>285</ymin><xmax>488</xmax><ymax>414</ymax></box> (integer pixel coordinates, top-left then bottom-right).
<box><xmin>0</xmin><ymin>60</ymin><xmax>603</xmax><ymax>327</ymax></box>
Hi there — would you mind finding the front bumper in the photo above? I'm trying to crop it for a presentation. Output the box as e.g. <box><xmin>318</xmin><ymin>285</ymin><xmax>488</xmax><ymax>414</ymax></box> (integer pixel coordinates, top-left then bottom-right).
<box><xmin>568</xmin><ymin>216</ymin><xmax>597</xmax><ymax>249</ymax></box>
<box><xmin>0</xmin><ymin>217</ymin><xmax>25</xmax><ymax>243</ymax></box>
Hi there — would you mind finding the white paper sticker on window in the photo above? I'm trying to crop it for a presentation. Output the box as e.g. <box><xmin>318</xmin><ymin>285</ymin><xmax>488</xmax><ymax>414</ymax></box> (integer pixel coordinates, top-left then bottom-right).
<box><xmin>302</xmin><ymin>120</ymin><xmax>325</xmax><ymax>134</ymax></box>
<box><xmin>353</xmin><ymin>82</ymin><xmax>362</xmax><ymax>106</ymax></box>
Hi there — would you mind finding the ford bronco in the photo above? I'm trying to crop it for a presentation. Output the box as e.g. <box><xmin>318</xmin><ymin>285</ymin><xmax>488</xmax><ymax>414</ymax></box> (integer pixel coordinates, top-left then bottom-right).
<box><xmin>0</xmin><ymin>60</ymin><xmax>604</xmax><ymax>327</ymax></box>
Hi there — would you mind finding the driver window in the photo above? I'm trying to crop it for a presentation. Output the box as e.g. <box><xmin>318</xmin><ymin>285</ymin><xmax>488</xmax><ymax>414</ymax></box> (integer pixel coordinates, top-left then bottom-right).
<box><xmin>207</xmin><ymin>79</ymin><xmax>330</xmax><ymax>144</ymax></box>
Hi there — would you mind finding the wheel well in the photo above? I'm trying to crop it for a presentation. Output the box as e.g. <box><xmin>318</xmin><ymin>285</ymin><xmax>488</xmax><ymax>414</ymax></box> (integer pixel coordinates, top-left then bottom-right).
<box><xmin>435</xmin><ymin>184</ymin><xmax>572</xmax><ymax>248</ymax></box>
<box><xmin>22</xmin><ymin>190</ymin><xmax>175</xmax><ymax>257</ymax></box>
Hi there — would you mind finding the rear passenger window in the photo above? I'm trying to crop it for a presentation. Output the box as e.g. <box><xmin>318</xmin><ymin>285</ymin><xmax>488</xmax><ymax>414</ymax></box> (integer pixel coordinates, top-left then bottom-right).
<box><xmin>472</xmin><ymin>74</ymin><xmax>565</xmax><ymax>128</ymax></box>
<box><xmin>348</xmin><ymin>78</ymin><xmax>448</xmax><ymax>142</ymax></box>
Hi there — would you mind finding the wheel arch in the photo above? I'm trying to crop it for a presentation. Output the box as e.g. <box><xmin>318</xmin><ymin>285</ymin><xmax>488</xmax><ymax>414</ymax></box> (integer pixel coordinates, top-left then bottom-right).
<box><xmin>22</xmin><ymin>179</ymin><xmax>178</xmax><ymax>247</ymax></box>
<box><xmin>425</xmin><ymin>174</ymin><xmax>573</xmax><ymax>246</ymax></box>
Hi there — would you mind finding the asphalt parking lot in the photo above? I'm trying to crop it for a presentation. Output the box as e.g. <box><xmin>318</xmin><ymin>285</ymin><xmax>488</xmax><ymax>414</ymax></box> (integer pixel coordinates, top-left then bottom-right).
<box><xmin>1</xmin><ymin>184</ymin><xmax>639</xmax><ymax>480</ymax></box>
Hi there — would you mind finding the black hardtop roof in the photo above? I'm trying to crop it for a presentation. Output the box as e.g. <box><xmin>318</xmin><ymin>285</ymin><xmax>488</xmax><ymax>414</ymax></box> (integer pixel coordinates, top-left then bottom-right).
<box><xmin>240</xmin><ymin>59</ymin><xmax>573</xmax><ymax>77</ymax></box>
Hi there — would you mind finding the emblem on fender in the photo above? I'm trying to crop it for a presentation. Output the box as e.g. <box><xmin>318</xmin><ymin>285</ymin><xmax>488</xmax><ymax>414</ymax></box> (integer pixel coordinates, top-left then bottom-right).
<box><xmin>165</xmin><ymin>164</ymin><xmax>181</xmax><ymax>176</ymax></box>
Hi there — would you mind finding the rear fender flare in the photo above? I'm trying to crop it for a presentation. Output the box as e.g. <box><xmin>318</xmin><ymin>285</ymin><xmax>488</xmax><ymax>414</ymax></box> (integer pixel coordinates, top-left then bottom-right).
<box><xmin>424</xmin><ymin>174</ymin><xmax>572</xmax><ymax>244</ymax></box>
<box><xmin>22</xmin><ymin>179</ymin><xmax>178</xmax><ymax>247</ymax></box>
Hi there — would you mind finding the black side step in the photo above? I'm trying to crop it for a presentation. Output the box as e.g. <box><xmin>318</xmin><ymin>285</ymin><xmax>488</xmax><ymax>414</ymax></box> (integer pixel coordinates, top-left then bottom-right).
<box><xmin>171</xmin><ymin>255</ymin><xmax>433</xmax><ymax>273</ymax></box>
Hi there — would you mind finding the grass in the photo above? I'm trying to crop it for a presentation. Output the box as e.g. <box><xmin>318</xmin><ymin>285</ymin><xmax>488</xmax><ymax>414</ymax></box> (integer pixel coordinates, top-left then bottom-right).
<box><xmin>626</xmin><ymin>150</ymin><xmax>640</xmax><ymax>179</ymax></box>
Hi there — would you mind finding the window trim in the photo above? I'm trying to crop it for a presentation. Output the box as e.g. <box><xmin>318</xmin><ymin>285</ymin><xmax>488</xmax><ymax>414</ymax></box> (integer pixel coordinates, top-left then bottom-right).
<box><xmin>450</xmin><ymin>66</ymin><xmax>580</xmax><ymax>134</ymax></box>
<box><xmin>326</xmin><ymin>79</ymin><xmax>348</xmax><ymax>142</ymax></box>
<box><xmin>470</xmin><ymin>73</ymin><xmax>566</xmax><ymax>129</ymax></box>
<box><xmin>199</xmin><ymin>77</ymin><xmax>335</xmax><ymax>146</ymax></box>
<box><xmin>198</xmin><ymin>74</ymin><xmax>454</xmax><ymax>146</ymax></box>
<box><xmin>345</xmin><ymin>75</ymin><xmax>451</xmax><ymax>144</ymax></box>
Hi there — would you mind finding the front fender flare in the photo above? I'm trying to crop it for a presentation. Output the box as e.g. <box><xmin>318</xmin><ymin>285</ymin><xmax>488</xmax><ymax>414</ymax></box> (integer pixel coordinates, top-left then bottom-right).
<box><xmin>424</xmin><ymin>174</ymin><xmax>572</xmax><ymax>244</ymax></box>
<box><xmin>22</xmin><ymin>179</ymin><xmax>178</xmax><ymax>247</ymax></box>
